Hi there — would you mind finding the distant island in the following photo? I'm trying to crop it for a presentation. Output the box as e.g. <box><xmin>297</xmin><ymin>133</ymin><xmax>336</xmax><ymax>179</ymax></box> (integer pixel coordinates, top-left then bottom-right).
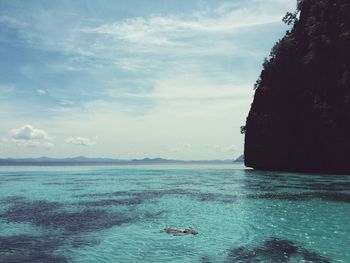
<box><xmin>244</xmin><ymin>0</ymin><xmax>350</xmax><ymax>173</ymax></box>
<box><xmin>0</xmin><ymin>156</ymin><xmax>244</xmax><ymax>166</ymax></box>
<box><xmin>234</xmin><ymin>155</ymin><xmax>244</xmax><ymax>163</ymax></box>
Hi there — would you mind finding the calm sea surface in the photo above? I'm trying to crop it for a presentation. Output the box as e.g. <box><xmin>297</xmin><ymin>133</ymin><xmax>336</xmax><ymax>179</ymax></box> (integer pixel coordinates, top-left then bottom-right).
<box><xmin>0</xmin><ymin>164</ymin><xmax>349</xmax><ymax>263</ymax></box>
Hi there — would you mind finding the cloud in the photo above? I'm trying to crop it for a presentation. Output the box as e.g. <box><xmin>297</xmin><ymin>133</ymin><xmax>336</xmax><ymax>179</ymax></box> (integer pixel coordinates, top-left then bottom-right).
<box><xmin>0</xmin><ymin>15</ymin><xmax>27</xmax><ymax>28</ymax></box>
<box><xmin>1</xmin><ymin>125</ymin><xmax>54</xmax><ymax>149</ymax></box>
<box><xmin>5</xmin><ymin>0</ymin><xmax>292</xmax><ymax>61</ymax></box>
<box><xmin>11</xmin><ymin>125</ymin><xmax>49</xmax><ymax>140</ymax></box>
<box><xmin>0</xmin><ymin>0</ymin><xmax>294</xmax><ymax>158</ymax></box>
<box><xmin>49</xmin><ymin>63</ymin><xmax>83</xmax><ymax>73</ymax></box>
<box><xmin>37</xmin><ymin>89</ymin><xmax>47</xmax><ymax>95</ymax></box>
<box><xmin>13</xmin><ymin>140</ymin><xmax>54</xmax><ymax>149</ymax></box>
<box><xmin>59</xmin><ymin>99</ymin><xmax>75</xmax><ymax>107</ymax></box>
<box><xmin>65</xmin><ymin>136</ymin><xmax>96</xmax><ymax>146</ymax></box>
<box><xmin>80</xmin><ymin>0</ymin><xmax>293</xmax><ymax>54</ymax></box>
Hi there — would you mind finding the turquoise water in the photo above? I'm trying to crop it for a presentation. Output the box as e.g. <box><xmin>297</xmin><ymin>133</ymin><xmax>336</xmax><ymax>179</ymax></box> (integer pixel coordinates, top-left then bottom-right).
<box><xmin>0</xmin><ymin>164</ymin><xmax>349</xmax><ymax>263</ymax></box>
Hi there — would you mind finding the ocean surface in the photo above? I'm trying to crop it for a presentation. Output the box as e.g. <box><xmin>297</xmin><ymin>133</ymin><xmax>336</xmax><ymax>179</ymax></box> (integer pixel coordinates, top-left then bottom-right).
<box><xmin>0</xmin><ymin>164</ymin><xmax>349</xmax><ymax>263</ymax></box>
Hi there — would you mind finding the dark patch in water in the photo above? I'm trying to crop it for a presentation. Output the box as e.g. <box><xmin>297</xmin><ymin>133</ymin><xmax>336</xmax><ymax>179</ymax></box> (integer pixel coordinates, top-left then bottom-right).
<box><xmin>307</xmin><ymin>182</ymin><xmax>350</xmax><ymax>191</ymax></box>
<box><xmin>65</xmin><ymin>188</ymin><xmax>85</xmax><ymax>192</ymax></box>
<box><xmin>0</xmin><ymin>177</ymin><xmax>33</xmax><ymax>182</ymax></box>
<box><xmin>242</xmin><ymin>170</ymin><xmax>350</xmax><ymax>193</ymax></box>
<box><xmin>0</xmin><ymin>235</ymin><xmax>67</xmax><ymax>263</ymax></box>
<box><xmin>226</xmin><ymin>237</ymin><xmax>331</xmax><ymax>263</ymax></box>
<box><xmin>242</xmin><ymin>180</ymin><xmax>280</xmax><ymax>192</ymax></box>
<box><xmin>0</xmin><ymin>197</ymin><xmax>166</xmax><ymax>261</ymax></box>
<box><xmin>72</xmin><ymin>178</ymin><xmax>106</xmax><ymax>182</ymax></box>
<box><xmin>228</xmin><ymin>238</ymin><xmax>298</xmax><ymax>263</ymax></box>
<box><xmin>301</xmin><ymin>250</ymin><xmax>331</xmax><ymax>263</ymax></box>
<box><xmin>77</xmin><ymin>190</ymin><xmax>131</xmax><ymax>198</ymax></box>
<box><xmin>197</xmin><ymin>193</ymin><xmax>236</xmax><ymax>203</ymax></box>
<box><xmin>273</xmin><ymin>182</ymin><xmax>350</xmax><ymax>192</ymax></box>
<box><xmin>257</xmin><ymin>239</ymin><xmax>298</xmax><ymax>262</ymax></box>
<box><xmin>257</xmin><ymin>185</ymin><xmax>279</xmax><ymax>192</ymax></box>
<box><xmin>41</xmin><ymin>209</ymin><xmax>132</xmax><ymax>234</ymax></box>
<box><xmin>0</xmin><ymin>200</ymin><xmax>132</xmax><ymax>234</ymax></box>
<box><xmin>1</xmin><ymin>200</ymin><xmax>62</xmax><ymax>223</ymax></box>
<box><xmin>78</xmin><ymin>197</ymin><xmax>143</xmax><ymax>207</ymax></box>
<box><xmin>166</xmin><ymin>180</ymin><xmax>195</xmax><ymax>186</ymax></box>
<box><xmin>227</xmin><ymin>247</ymin><xmax>261</xmax><ymax>262</ymax></box>
<box><xmin>247</xmin><ymin>192</ymin><xmax>350</xmax><ymax>203</ymax></box>
<box><xmin>139</xmin><ymin>210</ymin><xmax>166</xmax><ymax>220</ymax></box>
<box><xmin>247</xmin><ymin>193</ymin><xmax>309</xmax><ymax>201</ymax></box>
<box><xmin>43</xmin><ymin>182</ymin><xmax>93</xmax><ymax>186</ymax></box>
<box><xmin>77</xmin><ymin>188</ymin><xmax>237</xmax><ymax>204</ymax></box>
<box><xmin>0</xmin><ymin>198</ymin><xmax>165</xmax><ymax>236</ymax></box>
<box><xmin>0</xmin><ymin>196</ymin><xmax>26</xmax><ymax>204</ymax></box>
<box><xmin>200</xmin><ymin>255</ymin><xmax>214</xmax><ymax>263</ymax></box>
<box><xmin>0</xmin><ymin>197</ymin><xmax>165</xmax><ymax>235</ymax></box>
<box><xmin>133</xmin><ymin>189</ymin><xmax>194</xmax><ymax>199</ymax></box>
<box><xmin>70</xmin><ymin>237</ymin><xmax>100</xmax><ymax>248</ymax></box>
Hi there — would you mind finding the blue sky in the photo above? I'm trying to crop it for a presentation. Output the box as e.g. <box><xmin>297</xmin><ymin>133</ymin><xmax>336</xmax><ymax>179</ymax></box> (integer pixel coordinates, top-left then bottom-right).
<box><xmin>0</xmin><ymin>0</ymin><xmax>294</xmax><ymax>159</ymax></box>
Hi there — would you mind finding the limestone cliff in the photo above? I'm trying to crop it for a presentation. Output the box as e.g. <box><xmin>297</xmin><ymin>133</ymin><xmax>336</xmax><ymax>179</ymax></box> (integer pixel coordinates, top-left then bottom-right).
<box><xmin>244</xmin><ymin>0</ymin><xmax>350</xmax><ymax>173</ymax></box>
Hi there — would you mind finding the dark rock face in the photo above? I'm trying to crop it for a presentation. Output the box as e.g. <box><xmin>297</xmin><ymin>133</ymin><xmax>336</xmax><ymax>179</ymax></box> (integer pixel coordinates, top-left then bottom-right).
<box><xmin>245</xmin><ymin>0</ymin><xmax>350</xmax><ymax>173</ymax></box>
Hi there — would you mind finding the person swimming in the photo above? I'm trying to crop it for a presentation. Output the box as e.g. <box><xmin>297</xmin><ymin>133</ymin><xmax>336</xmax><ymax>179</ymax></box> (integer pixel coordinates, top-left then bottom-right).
<box><xmin>164</xmin><ymin>227</ymin><xmax>198</xmax><ymax>235</ymax></box>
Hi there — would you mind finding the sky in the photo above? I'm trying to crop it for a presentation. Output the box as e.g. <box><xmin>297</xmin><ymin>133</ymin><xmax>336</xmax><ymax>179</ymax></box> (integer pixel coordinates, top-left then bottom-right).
<box><xmin>0</xmin><ymin>0</ymin><xmax>295</xmax><ymax>160</ymax></box>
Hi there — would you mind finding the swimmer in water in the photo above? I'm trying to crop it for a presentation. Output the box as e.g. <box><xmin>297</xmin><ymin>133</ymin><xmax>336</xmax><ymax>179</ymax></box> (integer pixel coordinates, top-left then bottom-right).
<box><xmin>164</xmin><ymin>227</ymin><xmax>198</xmax><ymax>235</ymax></box>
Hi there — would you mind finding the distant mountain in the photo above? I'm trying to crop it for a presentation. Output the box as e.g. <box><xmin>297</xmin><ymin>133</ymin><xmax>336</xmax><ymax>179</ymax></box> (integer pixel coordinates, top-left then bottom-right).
<box><xmin>0</xmin><ymin>157</ymin><xmax>236</xmax><ymax>165</ymax></box>
<box><xmin>234</xmin><ymin>155</ymin><xmax>244</xmax><ymax>162</ymax></box>
<box><xmin>0</xmin><ymin>156</ymin><xmax>119</xmax><ymax>163</ymax></box>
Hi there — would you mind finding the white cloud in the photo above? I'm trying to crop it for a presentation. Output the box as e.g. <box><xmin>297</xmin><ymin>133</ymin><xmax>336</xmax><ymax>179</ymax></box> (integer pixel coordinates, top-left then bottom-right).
<box><xmin>37</xmin><ymin>89</ymin><xmax>47</xmax><ymax>95</ymax></box>
<box><xmin>65</xmin><ymin>136</ymin><xmax>96</xmax><ymax>146</ymax></box>
<box><xmin>1</xmin><ymin>125</ymin><xmax>54</xmax><ymax>149</ymax></box>
<box><xmin>11</xmin><ymin>125</ymin><xmax>49</xmax><ymax>140</ymax></box>
<box><xmin>214</xmin><ymin>0</ymin><xmax>294</xmax><ymax>15</ymax></box>
<box><xmin>80</xmin><ymin>0</ymin><xmax>293</xmax><ymax>53</ymax></box>
<box><xmin>49</xmin><ymin>63</ymin><xmax>83</xmax><ymax>73</ymax></box>
<box><xmin>113</xmin><ymin>59</ymin><xmax>144</xmax><ymax>71</ymax></box>
<box><xmin>2</xmin><ymin>0</ymin><xmax>290</xmax><ymax>63</ymax></box>
<box><xmin>59</xmin><ymin>99</ymin><xmax>75</xmax><ymax>107</ymax></box>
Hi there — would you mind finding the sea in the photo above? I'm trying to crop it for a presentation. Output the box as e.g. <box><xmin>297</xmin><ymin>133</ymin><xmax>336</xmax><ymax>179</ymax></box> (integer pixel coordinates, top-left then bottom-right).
<box><xmin>0</xmin><ymin>164</ymin><xmax>349</xmax><ymax>263</ymax></box>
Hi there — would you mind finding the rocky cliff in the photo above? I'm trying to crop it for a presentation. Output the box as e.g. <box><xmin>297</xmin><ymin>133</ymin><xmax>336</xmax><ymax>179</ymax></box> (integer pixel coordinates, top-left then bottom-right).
<box><xmin>244</xmin><ymin>0</ymin><xmax>350</xmax><ymax>173</ymax></box>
